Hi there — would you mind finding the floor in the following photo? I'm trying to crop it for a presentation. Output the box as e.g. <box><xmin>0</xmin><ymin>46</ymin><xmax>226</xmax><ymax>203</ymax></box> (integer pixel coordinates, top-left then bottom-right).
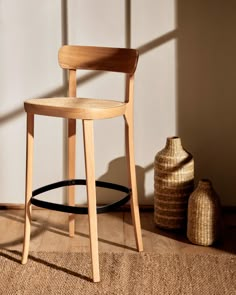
<box><xmin>0</xmin><ymin>209</ymin><xmax>235</xmax><ymax>255</ymax></box>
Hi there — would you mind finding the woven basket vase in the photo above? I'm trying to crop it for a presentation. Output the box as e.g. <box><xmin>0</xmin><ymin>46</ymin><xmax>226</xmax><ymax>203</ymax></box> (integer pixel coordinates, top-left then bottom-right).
<box><xmin>154</xmin><ymin>137</ymin><xmax>194</xmax><ymax>229</ymax></box>
<box><xmin>187</xmin><ymin>179</ymin><xmax>221</xmax><ymax>246</ymax></box>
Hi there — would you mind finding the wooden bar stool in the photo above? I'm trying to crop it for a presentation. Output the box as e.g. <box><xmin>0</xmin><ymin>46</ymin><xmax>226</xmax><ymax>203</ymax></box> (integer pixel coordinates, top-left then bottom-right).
<box><xmin>21</xmin><ymin>45</ymin><xmax>143</xmax><ymax>282</ymax></box>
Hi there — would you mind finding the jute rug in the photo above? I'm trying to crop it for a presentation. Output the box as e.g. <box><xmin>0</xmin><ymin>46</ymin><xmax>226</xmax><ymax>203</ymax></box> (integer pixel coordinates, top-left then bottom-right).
<box><xmin>0</xmin><ymin>250</ymin><xmax>235</xmax><ymax>295</ymax></box>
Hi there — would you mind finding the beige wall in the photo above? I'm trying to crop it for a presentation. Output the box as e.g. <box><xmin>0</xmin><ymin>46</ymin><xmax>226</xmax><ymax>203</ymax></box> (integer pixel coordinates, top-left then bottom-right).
<box><xmin>0</xmin><ymin>1</ymin><xmax>235</xmax><ymax>206</ymax></box>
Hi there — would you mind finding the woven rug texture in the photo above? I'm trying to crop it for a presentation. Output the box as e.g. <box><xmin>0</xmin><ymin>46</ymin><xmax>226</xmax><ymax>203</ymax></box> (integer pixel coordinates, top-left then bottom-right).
<box><xmin>0</xmin><ymin>250</ymin><xmax>235</xmax><ymax>295</ymax></box>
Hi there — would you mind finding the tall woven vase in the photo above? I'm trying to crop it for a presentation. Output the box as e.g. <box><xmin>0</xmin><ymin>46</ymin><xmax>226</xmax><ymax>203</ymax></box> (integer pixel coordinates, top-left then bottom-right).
<box><xmin>187</xmin><ymin>179</ymin><xmax>221</xmax><ymax>246</ymax></box>
<box><xmin>154</xmin><ymin>137</ymin><xmax>194</xmax><ymax>229</ymax></box>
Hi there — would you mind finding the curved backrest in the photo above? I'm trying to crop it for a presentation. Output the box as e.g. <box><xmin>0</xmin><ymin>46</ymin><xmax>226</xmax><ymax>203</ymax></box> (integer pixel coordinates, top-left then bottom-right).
<box><xmin>58</xmin><ymin>45</ymin><xmax>139</xmax><ymax>74</ymax></box>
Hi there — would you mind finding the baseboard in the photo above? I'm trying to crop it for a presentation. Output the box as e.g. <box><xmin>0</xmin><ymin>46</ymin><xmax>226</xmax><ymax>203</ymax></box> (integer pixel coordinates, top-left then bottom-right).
<box><xmin>0</xmin><ymin>204</ymin><xmax>43</xmax><ymax>210</ymax></box>
<box><xmin>0</xmin><ymin>203</ymin><xmax>235</xmax><ymax>213</ymax></box>
<box><xmin>0</xmin><ymin>203</ymin><xmax>154</xmax><ymax>212</ymax></box>
<box><xmin>0</xmin><ymin>203</ymin><xmax>154</xmax><ymax>211</ymax></box>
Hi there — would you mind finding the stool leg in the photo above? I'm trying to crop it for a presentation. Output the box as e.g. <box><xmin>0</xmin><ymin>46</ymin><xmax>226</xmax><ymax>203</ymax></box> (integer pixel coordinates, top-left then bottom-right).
<box><xmin>22</xmin><ymin>113</ymin><xmax>34</xmax><ymax>264</ymax></box>
<box><xmin>68</xmin><ymin>119</ymin><xmax>76</xmax><ymax>237</ymax></box>
<box><xmin>83</xmin><ymin>119</ymin><xmax>100</xmax><ymax>283</ymax></box>
<box><xmin>125</xmin><ymin>115</ymin><xmax>143</xmax><ymax>252</ymax></box>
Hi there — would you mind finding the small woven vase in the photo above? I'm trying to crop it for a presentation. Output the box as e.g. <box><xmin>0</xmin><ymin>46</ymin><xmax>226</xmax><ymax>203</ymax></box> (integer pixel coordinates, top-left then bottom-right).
<box><xmin>154</xmin><ymin>137</ymin><xmax>194</xmax><ymax>229</ymax></box>
<box><xmin>187</xmin><ymin>179</ymin><xmax>221</xmax><ymax>246</ymax></box>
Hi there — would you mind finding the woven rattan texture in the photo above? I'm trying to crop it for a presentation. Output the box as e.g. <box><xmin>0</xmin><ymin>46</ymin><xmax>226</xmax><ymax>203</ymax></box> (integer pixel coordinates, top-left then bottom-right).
<box><xmin>187</xmin><ymin>179</ymin><xmax>221</xmax><ymax>246</ymax></box>
<box><xmin>154</xmin><ymin>137</ymin><xmax>194</xmax><ymax>229</ymax></box>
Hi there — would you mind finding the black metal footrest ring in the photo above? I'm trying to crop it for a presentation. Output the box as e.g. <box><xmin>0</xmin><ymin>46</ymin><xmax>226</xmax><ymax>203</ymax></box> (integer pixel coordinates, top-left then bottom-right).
<box><xmin>31</xmin><ymin>179</ymin><xmax>131</xmax><ymax>214</ymax></box>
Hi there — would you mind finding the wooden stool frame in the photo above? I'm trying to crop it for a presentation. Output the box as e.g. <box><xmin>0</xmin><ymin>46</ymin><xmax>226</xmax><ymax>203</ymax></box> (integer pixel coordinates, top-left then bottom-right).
<box><xmin>21</xmin><ymin>45</ymin><xmax>143</xmax><ymax>282</ymax></box>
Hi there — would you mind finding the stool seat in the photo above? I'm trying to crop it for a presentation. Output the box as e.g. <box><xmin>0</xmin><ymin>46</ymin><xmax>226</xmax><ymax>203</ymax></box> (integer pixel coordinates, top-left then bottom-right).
<box><xmin>25</xmin><ymin>97</ymin><xmax>127</xmax><ymax>119</ymax></box>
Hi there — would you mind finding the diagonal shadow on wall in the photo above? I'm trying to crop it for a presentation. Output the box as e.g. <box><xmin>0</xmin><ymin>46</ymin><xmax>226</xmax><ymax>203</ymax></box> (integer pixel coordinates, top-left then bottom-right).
<box><xmin>0</xmin><ymin>0</ymin><xmax>177</xmax><ymax>205</ymax></box>
<box><xmin>0</xmin><ymin>0</ymin><xmax>177</xmax><ymax>126</ymax></box>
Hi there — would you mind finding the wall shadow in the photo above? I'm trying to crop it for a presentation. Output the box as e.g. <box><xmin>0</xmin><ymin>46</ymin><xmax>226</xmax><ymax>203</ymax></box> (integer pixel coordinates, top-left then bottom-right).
<box><xmin>177</xmin><ymin>1</ymin><xmax>236</xmax><ymax>205</ymax></box>
<box><xmin>125</xmin><ymin>0</ymin><xmax>131</xmax><ymax>48</ymax></box>
<box><xmin>1</xmin><ymin>1</ymin><xmax>176</xmax><ymax>209</ymax></box>
<box><xmin>97</xmin><ymin>156</ymin><xmax>148</xmax><ymax>204</ymax></box>
<box><xmin>1</xmin><ymin>0</ymin><xmax>176</xmax><ymax>127</ymax></box>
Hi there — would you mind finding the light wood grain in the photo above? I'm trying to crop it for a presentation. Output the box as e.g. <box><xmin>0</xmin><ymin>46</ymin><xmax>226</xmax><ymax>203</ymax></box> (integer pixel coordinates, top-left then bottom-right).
<box><xmin>68</xmin><ymin>69</ymin><xmax>76</xmax><ymax>97</ymax></box>
<box><xmin>68</xmin><ymin>119</ymin><xmax>76</xmax><ymax>237</ymax></box>
<box><xmin>83</xmin><ymin>119</ymin><xmax>100</xmax><ymax>282</ymax></box>
<box><xmin>22</xmin><ymin>113</ymin><xmax>34</xmax><ymax>264</ymax></box>
<box><xmin>22</xmin><ymin>45</ymin><xmax>143</xmax><ymax>283</ymax></box>
<box><xmin>58</xmin><ymin>45</ymin><xmax>138</xmax><ymax>74</ymax></box>
<box><xmin>67</xmin><ymin>69</ymin><xmax>77</xmax><ymax>236</ymax></box>
<box><xmin>24</xmin><ymin>98</ymin><xmax>127</xmax><ymax>120</ymax></box>
<box><xmin>124</xmin><ymin>74</ymin><xmax>143</xmax><ymax>252</ymax></box>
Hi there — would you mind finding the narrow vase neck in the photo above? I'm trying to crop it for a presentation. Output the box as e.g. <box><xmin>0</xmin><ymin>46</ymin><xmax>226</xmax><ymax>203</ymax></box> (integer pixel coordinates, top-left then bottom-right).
<box><xmin>165</xmin><ymin>137</ymin><xmax>183</xmax><ymax>152</ymax></box>
<box><xmin>198</xmin><ymin>179</ymin><xmax>213</xmax><ymax>190</ymax></box>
